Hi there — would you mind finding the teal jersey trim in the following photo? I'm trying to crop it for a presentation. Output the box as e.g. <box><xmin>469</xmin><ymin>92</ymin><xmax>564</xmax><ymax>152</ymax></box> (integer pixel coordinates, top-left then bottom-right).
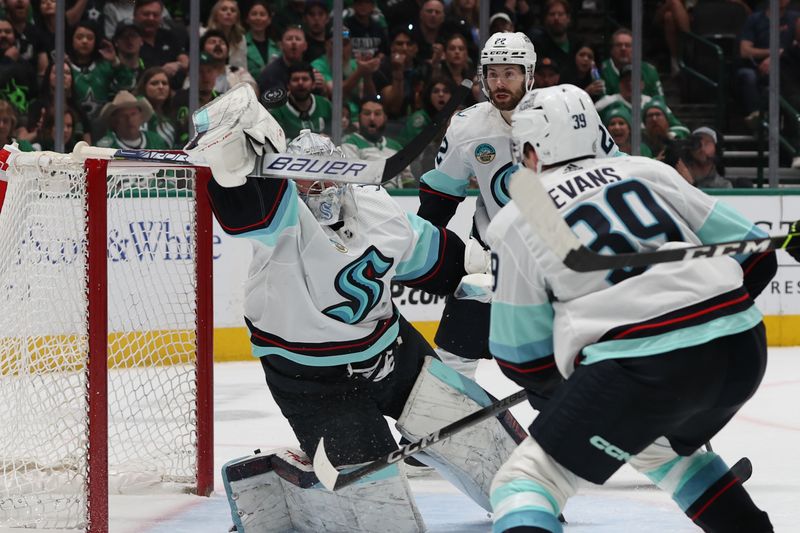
<box><xmin>490</xmin><ymin>301</ymin><xmax>554</xmax><ymax>363</ymax></box>
<box><xmin>243</xmin><ymin>183</ymin><xmax>299</xmax><ymax>247</ymax></box>
<box><xmin>697</xmin><ymin>202</ymin><xmax>768</xmax><ymax>262</ymax></box>
<box><xmin>582</xmin><ymin>306</ymin><xmax>762</xmax><ymax>364</ymax></box>
<box><xmin>419</xmin><ymin>168</ymin><xmax>469</xmax><ymax>197</ymax></box>
<box><xmin>394</xmin><ymin>213</ymin><xmax>441</xmax><ymax>281</ymax></box>
<box><xmin>251</xmin><ymin>320</ymin><xmax>399</xmax><ymax>366</ymax></box>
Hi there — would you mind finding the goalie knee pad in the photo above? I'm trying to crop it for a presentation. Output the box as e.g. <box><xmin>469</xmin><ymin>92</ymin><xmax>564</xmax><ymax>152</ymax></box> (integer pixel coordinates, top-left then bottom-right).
<box><xmin>396</xmin><ymin>357</ymin><xmax>526</xmax><ymax>511</ymax></box>
<box><xmin>222</xmin><ymin>448</ymin><xmax>424</xmax><ymax>533</ymax></box>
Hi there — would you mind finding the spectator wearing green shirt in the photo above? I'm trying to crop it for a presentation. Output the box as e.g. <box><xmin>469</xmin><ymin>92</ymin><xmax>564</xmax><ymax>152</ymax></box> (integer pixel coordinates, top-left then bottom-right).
<box><xmin>311</xmin><ymin>25</ymin><xmax>379</xmax><ymax>119</ymax></box>
<box><xmin>596</xmin><ymin>64</ymin><xmax>688</xmax><ymax>141</ymax></box>
<box><xmin>601</xmin><ymin>104</ymin><xmax>653</xmax><ymax>158</ymax></box>
<box><xmin>244</xmin><ymin>0</ymin><xmax>280</xmax><ymax>81</ymax></box>
<box><xmin>95</xmin><ymin>91</ymin><xmax>168</xmax><ymax>150</ymax></box>
<box><xmin>342</xmin><ymin>98</ymin><xmax>414</xmax><ymax>188</ymax></box>
<box><xmin>600</xmin><ymin>28</ymin><xmax>663</xmax><ymax>99</ymax></box>
<box><xmin>269</xmin><ymin>62</ymin><xmax>332</xmax><ymax>140</ymax></box>
<box><xmin>67</xmin><ymin>20</ymin><xmax>137</xmax><ymax>131</ymax></box>
<box><xmin>134</xmin><ymin>67</ymin><xmax>177</xmax><ymax>148</ymax></box>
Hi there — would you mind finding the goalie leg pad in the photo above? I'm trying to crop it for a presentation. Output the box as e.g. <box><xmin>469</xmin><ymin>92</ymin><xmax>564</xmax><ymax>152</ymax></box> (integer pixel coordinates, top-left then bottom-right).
<box><xmin>223</xmin><ymin>448</ymin><xmax>425</xmax><ymax>533</ymax></box>
<box><xmin>396</xmin><ymin>357</ymin><xmax>526</xmax><ymax>511</ymax></box>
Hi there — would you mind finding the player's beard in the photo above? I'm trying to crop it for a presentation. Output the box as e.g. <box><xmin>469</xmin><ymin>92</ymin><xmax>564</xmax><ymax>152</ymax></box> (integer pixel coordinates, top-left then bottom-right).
<box><xmin>489</xmin><ymin>84</ymin><xmax>526</xmax><ymax>111</ymax></box>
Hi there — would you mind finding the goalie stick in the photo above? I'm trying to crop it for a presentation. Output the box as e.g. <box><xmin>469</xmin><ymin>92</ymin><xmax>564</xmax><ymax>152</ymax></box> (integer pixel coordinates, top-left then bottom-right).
<box><xmin>72</xmin><ymin>80</ymin><xmax>473</xmax><ymax>186</ymax></box>
<box><xmin>508</xmin><ymin>169</ymin><xmax>800</xmax><ymax>271</ymax></box>
<box><xmin>313</xmin><ymin>388</ymin><xmax>528</xmax><ymax>491</ymax></box>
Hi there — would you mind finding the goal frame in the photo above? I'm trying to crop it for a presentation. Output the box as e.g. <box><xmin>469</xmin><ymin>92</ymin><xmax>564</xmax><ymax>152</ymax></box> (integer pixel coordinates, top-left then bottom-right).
<box><xmin>82</xmin><ymin>158</ymin><xmax>215</xmax><ymax>532</ymax></box>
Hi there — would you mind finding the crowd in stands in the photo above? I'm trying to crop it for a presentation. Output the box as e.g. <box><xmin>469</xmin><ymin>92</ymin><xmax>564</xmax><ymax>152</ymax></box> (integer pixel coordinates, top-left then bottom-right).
<box><xmin>0</xmin><ymin>0</ymin><xmax>797</xmax><ymax>188</ymax></box>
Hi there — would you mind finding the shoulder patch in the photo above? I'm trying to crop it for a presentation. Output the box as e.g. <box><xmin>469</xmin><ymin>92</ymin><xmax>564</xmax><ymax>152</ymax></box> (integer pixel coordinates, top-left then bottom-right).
<box><xmin>474</xmin><ymin>143</ymin><xmax>496</xmax><ymax>164</ymax></box>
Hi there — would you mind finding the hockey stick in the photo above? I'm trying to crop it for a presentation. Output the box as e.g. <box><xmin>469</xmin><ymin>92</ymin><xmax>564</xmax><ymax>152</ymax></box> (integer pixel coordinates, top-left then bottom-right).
<box><xmin>508</xmin><ymin>168</ymin><xmax>800</xmax><ymax>271</ymax></box>
<box><xmin>313</xmin><ymin>388</ymin><xmax>528</xmax><ymax>491</ymax></box>
<box><xmin>254</xmin><ymin>78</ymin><xmax>472</xmax><ymax>185</ymax></box>
<box><xmin>72</xmin><ymin>80</ymin><xmax>473</xmax><ymax>186</ymax></box>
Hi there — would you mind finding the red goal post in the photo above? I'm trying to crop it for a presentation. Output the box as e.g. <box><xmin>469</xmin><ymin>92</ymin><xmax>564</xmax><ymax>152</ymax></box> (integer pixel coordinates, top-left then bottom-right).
<box><xmin>0</xmin><ymin>151</ymin><xmax>214</xmax><ymax>532</ymax></box>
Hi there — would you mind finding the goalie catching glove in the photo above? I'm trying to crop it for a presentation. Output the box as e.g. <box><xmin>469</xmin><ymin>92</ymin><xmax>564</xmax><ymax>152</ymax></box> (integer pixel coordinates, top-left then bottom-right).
<box><xmin>189</xmin><ymin>83</ymin><xmax>287</xmax><ymax>188</ymax></box>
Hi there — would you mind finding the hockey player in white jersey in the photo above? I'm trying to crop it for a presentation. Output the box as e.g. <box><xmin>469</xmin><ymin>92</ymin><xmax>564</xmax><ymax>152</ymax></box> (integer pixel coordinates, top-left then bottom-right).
<box><xmin>416</xmin><ymin>32</ymin><xmax>620</xmax><ymax>378</ymax></box>
<box><xmin>487</xmin><ymin>84</ymin><xmax>776</xmax><ymax>533</ymax></box>
<box><xmin>196</xmin><ymin>94</ymin><xmax>526</xmax><ymax>531</ymax></box>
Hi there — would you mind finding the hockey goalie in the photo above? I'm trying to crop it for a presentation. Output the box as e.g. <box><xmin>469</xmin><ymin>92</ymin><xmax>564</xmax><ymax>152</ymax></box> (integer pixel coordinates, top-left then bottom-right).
<box><xmin>192</xmin><ymin>84</ymin><xmax>526</xmax><ymax>532</ymax></box>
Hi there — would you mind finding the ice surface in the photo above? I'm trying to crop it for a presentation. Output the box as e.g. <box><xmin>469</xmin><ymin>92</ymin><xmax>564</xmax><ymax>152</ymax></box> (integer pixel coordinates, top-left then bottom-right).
<box><xmin>5</xmin><ymin>348</ymin><xmax>796</xmax><ymax>533</ymax></box>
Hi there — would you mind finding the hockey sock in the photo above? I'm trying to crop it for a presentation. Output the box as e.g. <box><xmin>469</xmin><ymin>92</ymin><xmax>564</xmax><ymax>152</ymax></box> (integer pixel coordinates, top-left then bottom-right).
<box><xmin>491</xmin><ymin>479</ymin><xmax>563</xmax><ymax>533</ymax></box>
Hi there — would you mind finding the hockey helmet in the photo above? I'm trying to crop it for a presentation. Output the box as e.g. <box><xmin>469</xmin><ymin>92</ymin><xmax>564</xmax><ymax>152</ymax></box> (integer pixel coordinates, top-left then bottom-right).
<box><xmin>287</xmin><ymin>130</ymin><xmax>350</xmax><ymax>225</ymax></box>
<box><xmin>511</xmin><ymin>85</ymin><xmax>599</xmax><ymax>172</ymax></box>
<box><xmin>480</xmin><ymin>32</ymin><xmax>537</xmax><ymax>98</ymax></box>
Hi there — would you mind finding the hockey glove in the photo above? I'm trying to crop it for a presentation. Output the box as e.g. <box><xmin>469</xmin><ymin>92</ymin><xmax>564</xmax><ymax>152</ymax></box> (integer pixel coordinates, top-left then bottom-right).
<box><xmin>788</xmin><ymin>219</ymin><xmax>800</xmax><ymax>263</ymax></box>
<box><xmin>190</xmin><ymin>84</ymin><xmax>287</xmax><ymax>188</ymax></box>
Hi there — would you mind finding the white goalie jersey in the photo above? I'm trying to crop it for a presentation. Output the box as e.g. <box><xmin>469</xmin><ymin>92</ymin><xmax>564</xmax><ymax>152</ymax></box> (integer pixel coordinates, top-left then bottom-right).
<box><xmin>487</xmin><ymin>156</ymin><xmax>767</xmax><ymax>379</ymax></box>
<box><xmin>208</xmin><ymin>177</ymin><xmax>462</xmax><ymax>378</ymax></box>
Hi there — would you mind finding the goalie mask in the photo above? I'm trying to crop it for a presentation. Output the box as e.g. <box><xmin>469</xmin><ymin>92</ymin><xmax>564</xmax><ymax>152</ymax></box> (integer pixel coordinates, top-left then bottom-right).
<box><xmin>480</xmin><ymin>32</ymin><xmax>537</xmax><ymax>99</ymax></box>
<box><xmin>511</xmin><ymin>85</ymin><xmax>599</xmax><ymax>173</ymax></box>
<box><xmin>288</xmin><ymin>130</ymin><xmax>351</xmax><ymax>225</ymax></box>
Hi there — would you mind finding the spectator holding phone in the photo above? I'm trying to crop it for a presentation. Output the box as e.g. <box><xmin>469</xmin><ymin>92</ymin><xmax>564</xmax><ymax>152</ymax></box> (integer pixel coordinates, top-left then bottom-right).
<box><xmin>683</xmin><ymin>126</ymin><xmax>733</xmax><ymax>188</ymax></box>
<box><xmin>559</xmin><ymin>43</ymin><xmax>605</xmax><ymax>100</ymax></box>
<box><xmin>311</xmin><ymin>25</ymin><xmax>379</xmax><ymax>118</ymax></box>
<box><xmin>373</xmin><ymin>26</ymin><xmax>419</xmax><ymax>119</ymax></box>
<box><xmin>67</xmin><ymin>21</ymin><xmax>136</xmax><ymax>129</ymax></box>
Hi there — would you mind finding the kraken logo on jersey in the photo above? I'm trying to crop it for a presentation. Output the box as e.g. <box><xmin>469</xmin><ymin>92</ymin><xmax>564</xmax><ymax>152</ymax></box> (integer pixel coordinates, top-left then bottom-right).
<box><xmin>490</xmin><ymin>162</ymin><xmax>515</xmax><ymax>207</ymax></box>
<box><xmin>474</xmin><ymin>143</ymin><xmax>496</xmax><ymax>164</ymax></box>
<box><xmin>323</xmin><ymin>246</ymin><xmax>394</xmax><ymax>324</ymax></box>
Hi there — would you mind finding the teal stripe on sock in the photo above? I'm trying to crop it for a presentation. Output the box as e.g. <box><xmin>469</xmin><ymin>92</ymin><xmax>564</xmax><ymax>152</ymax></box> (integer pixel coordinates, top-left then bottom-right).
<box><xmin>674</xmin><ymin>455</ymin><xmax>729</xmax><ymax>511</ymax></box>
<box><xmin>493</xmin><ymin>509</ymin><xmax>563</xmax><ymax>533</ymax></box>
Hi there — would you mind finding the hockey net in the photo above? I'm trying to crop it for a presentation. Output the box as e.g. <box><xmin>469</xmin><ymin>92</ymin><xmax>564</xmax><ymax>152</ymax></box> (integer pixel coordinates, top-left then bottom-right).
<box><xmin>0</xmin><ymin>152</ymin><xmax>213</xmax><ymax>531</ymax></box>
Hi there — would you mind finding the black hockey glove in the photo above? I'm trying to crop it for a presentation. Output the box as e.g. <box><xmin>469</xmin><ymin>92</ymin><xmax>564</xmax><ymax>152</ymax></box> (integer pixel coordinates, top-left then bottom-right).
<box><xmin>789</xmin><ymin>219</ymin><xmax>800</xmax><ymax>263</ymax></box>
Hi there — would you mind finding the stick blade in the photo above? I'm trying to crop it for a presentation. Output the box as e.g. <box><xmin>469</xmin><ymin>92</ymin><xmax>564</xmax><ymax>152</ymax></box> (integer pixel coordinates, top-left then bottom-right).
<box><xmin>731</xmin><ymin>456</ymin><xmax>753</xmax><ymax>483</ymax></box>
<box><xmin>508</xmin><ymin>168</ymin><xmax>582</xmax><ymax>260</ymax></box>
<box><xmin>312</xmin><ymin>438</ymin><xmax>340</xmax><ymax>491</ymax></box>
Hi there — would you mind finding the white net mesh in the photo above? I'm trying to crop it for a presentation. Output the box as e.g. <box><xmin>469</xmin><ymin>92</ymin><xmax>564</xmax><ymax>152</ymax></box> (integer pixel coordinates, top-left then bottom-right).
<box><xmin>0</xmin><ymin>154</ymin><xmax>203</xmax><ymax>529</ymax></box>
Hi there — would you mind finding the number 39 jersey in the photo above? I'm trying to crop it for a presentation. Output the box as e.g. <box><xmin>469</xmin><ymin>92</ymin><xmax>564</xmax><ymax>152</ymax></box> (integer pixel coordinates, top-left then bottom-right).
<box><xmin>419</xmin><ymin>101</ymin><xmax>619</xmax><ymax>240</ymax></box>
<box><xmin>487</xmin><ymin>156</ymin><xmax>768</xmax><ymax>379</ymax></box>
